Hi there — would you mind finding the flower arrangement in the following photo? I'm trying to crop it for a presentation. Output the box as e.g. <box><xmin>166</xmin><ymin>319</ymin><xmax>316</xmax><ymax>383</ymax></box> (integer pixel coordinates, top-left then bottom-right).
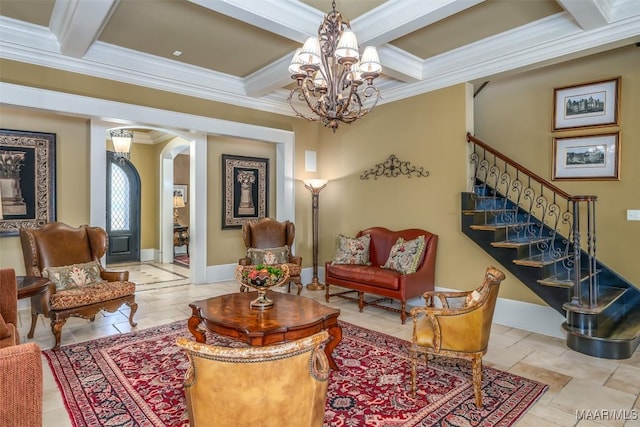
<box><xmin>242</xmin><ymin>264</ymin><xmax>284</xmax><ymax>287</ymax></box>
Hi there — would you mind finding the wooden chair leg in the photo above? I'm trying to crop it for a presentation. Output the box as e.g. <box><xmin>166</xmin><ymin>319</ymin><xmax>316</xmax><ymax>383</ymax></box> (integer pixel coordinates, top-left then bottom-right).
<box><xmin>127</xmin><ymin>301</ymin><xmax>138</xmax><ymax>327</ymax></box>
<box><xmin>27</xmin><ymin>312</ymin><xmax>38</xmax><ymax>339</ymax></box>
<box><xmin>472</xmin><ymin>355</ymin><xmax>483</xmax><ymax>408</ymax></box>
<box><xmin>358</xmin><ymin>291</ymin><xmax>364</xmax><ymax>312</ymax></box>
<box><xmin>50</xmin><ymin>317</ymin><xmax>66</xmax><ymax>350</ymax></box>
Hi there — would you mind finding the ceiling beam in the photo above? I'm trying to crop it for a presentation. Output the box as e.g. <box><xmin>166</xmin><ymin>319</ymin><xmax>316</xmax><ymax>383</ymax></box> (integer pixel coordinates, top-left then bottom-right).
<box><xmin>556</xmin><ymin>0</ymin><xmax>611</xmax><ymax>29</ymax></box>
<box><xmin>49</xmin><ymin>0</ymin><xmax>118</xmax><ymax>58</ymax></box>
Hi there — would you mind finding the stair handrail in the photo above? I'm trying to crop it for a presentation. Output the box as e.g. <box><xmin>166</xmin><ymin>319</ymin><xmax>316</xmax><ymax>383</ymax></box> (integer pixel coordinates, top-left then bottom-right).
<box><xmin>466</xmin><ymin>132</ymin><xmax>598</xmax><ymax>308</ymax></box>
<box><xmin>466</xmin><ymin>133</ymin><xmax>596</xmax><ymax>203</ymax></box>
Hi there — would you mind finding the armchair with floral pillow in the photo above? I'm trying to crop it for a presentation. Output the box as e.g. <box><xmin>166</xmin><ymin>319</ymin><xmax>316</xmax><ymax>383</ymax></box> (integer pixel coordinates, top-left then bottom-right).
<box><xmin>20</xmin><ymin>222</ymin><xmax>137</xmax><ymax>349</ymax></box>
<box><xmin>238</xmin><ymin>218</ymin><xmax>303</xmax><ymax>295</ymax></box>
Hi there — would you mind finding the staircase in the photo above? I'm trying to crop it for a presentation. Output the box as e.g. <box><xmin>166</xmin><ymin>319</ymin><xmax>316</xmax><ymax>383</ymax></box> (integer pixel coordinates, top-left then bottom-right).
<box><xmin>462</xmin><ymin>133</ymin><xmax>640</xmax><ymax>359</ymax></box>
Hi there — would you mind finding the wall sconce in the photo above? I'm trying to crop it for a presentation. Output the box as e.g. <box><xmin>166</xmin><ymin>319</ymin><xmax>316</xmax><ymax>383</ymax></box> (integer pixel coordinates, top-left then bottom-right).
<box><xmin>173</xmin><ymin>192</ymin><xmax>185</xmax><ymax>226</ymax></box>
<box><xmin>303</xmin><ymin>179</ymin><xmax>328</xmax><ymax>290</ymax></box>
<box><xmin>110</xmin><ymin>129</ymin><xmax>133</xmax><ymax>162</ymax></box>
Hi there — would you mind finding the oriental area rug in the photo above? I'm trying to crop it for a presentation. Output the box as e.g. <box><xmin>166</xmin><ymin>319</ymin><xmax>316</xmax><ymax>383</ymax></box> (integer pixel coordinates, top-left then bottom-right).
<box><xmin>43</xmin><ymin>321</ymin><xmax>547</xmax><ymax>427</ymax></box>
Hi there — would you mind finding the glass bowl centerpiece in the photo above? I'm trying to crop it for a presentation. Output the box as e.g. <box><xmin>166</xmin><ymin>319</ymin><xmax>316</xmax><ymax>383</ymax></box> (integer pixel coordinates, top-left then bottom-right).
<box><xmin>235</xmin><ymin>264</ymin><xmax>290</xmax><ymax>309</ymax></box>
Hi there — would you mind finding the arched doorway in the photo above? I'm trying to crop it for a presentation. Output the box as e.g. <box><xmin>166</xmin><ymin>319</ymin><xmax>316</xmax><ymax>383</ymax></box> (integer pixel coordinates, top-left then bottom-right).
<box><xmin>106</xmin><ymin>151</ymin><xmax>141</xmax><ymax>264</ymax></box>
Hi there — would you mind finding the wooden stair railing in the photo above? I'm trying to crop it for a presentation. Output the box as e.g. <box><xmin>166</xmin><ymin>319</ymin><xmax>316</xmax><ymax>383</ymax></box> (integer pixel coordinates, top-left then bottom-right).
<box><xmin>463</xmin><ymin>133</ymin><xmax>640</xmax><ymax>359</ymax></box>
<box><xmin>466</xmin><ymin>132</ymin><xmax>598</xmax><ymax>311</ymax></box>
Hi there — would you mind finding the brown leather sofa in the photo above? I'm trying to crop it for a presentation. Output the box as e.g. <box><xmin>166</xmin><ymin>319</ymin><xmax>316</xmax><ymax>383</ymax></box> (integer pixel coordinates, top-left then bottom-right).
<box><xmin>325</xmin><ymin>227</ymin><xmax>438</xmax><ymax>324</ymax></box>
<box><xmin>0</xmin><ymin>268</ymin><xmax>43</xmax><ymax>427</ymax></box>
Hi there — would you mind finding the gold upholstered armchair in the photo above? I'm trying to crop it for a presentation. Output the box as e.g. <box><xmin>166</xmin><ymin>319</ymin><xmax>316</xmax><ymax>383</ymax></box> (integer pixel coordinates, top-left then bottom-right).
<box><xmin>238</xmin><ymin>217</ymin><xmax>303</xmax><ymax>295</ymax></box>
<box><xmin>176</xmin><ymin>331</ymin><xmax>330</xmax><ymax>427</ymax></box>
<box><xmin>409</xmin><ymin>266</ymin><xmax>505</xmax><ymax>408</ymax></box>
<box><xmin>0</xmin><ymin>268</ymin><xmax>43</xmax><ymax>427</ymax></box>
<box><xmin>20</xmin><ymin>222</ymin><xmax>137</xmax><ymax>349</ymax></box>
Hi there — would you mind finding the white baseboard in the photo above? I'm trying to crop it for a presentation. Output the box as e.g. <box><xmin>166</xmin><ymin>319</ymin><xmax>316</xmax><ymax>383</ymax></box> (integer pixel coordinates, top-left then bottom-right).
<box><xmin>140</xmin><ymin>249</ymin><xmax>156</xmax><ymax>262</ymax></box>
<box><xmin>407</xmin><ymin>286</ymin><xmax>565</xmax><ymax>339</ymax></box>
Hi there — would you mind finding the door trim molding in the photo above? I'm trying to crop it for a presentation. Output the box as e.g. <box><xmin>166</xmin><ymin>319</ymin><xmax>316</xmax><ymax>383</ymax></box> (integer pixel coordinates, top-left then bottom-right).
<box><xmin>1</xmin><ymin>82</ymin><xmax>295</xmax><ymax>285</ymax></box>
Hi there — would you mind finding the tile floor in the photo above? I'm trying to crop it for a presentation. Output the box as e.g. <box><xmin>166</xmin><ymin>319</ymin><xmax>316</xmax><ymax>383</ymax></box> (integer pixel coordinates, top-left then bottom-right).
<box><xmin>16</xmin><ymin>262</ymin><xmax>640</xmax><ymax>427</ymax></box>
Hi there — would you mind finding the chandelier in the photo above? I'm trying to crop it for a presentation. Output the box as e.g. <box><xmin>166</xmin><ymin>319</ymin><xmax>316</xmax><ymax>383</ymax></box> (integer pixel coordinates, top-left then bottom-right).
<box><xmin>288</xmin><ymin>1</ymin><xmax>382</xmax><ymax>131</ymax></box>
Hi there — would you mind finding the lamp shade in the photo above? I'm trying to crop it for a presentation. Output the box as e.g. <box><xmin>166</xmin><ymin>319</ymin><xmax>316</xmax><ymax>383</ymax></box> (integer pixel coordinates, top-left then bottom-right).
<box><xmin>303</xmin><ymin>179</ymin><xmax>328</xmax><ymax>190</ymax></box>
<box><xmin>358</xmin><ymin>46</ymin><xmax>382</xmax><ymax>74</ymax></box>
<box><xmin>173</xmin><ymin>194</ymin><xmax>185</xmax><ymax>208</ymax></box>
<box><xmin>300</xmin><ymin>37</ymin><xmax>321</xmax><ymax>66</ymax></box>
<box><xmin>110</xmin><ymin>129</ymin><xmax>133</xmax><ymax>157</ymax></box>
<box><xmin>288</xmin><ymin>48</ymin><xmax>303</xmax><ymax>75</ymax></box>
<box><xmin>335</xmin><ymin>30</ymin><xmax>359</xmax><ymax>64</ymax></box>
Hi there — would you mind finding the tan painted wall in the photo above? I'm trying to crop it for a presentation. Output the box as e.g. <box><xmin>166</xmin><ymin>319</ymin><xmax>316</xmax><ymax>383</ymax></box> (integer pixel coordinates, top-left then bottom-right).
<box><xmin>1</xmin><ymin>47</ymin><xmax>637</xmax><ymax>307</ymax></box>
<box><xmin>206</xmin><ymin>137</ymin><xmax>277</xmax><ymax>265</ymax></box>
<box><xmin>0</xmin><ymin>107</ymin><xmax>91</xmax><ymax>271</ymax></box>
<box><xmin>130</xmin><ymin>142</ymin><xmax>159</xmax><ymax>249</ymax></box>
<box><xmin>313</xmin><ymin>84</ymin><xmax>531</xmax><ymax>300</ymax></box>
<box><xmin>474</xmin><ymin>45</ymin><xmax>640</xmax><ymax>288</ymax></box>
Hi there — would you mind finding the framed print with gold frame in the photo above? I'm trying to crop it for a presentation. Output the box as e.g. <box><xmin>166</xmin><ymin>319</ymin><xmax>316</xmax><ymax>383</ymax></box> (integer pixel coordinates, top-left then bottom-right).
<box><xmin>552</xmin><ymin>132</ymin><xmax>620</xmax><ymax>180</ymax></box>
<box><xmin>553</xmin><ymin>77</ymin><xmax>620</xmax><ymax>131</ymax></box>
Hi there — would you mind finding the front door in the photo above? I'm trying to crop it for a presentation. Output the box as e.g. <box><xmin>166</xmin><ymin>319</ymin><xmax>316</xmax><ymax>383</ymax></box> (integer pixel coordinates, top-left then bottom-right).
<box><xmin>106</xmin><ymin>153</ymin><xmax>141</xmax><ymax>264</ymax></box>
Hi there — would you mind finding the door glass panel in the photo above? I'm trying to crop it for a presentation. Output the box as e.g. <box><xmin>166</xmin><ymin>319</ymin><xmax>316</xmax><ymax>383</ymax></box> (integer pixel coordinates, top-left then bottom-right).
<box><xmin>110</xmin><ymin>162</ymin><xmax>130</xmax><ymax>231</ymax></box>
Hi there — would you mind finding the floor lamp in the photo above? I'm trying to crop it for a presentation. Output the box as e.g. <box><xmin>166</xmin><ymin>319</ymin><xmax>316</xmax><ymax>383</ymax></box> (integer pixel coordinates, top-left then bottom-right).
<box><xmin>303</xmin><ymin>179</ymin><xmax>328</xmax><ymax>290</ymax></box>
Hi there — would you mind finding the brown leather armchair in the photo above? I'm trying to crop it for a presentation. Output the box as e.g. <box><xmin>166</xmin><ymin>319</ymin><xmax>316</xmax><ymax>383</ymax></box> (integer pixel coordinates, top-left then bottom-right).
<box><xmin>409</xmin><ymin>266</ymin><xmax>505</xmax><ymax>408</ymax></box>
<box><xmin>176</xmin><ymin>331</ymin><xmax>329</xmax><ymax>427</ymax></box>
<box><xmin>0</xmin><ymin>268</ymin><xmax>43</xmax><ymax>427</ymax></box>
<box><xmin>238</xmin><ymin>217</ymin><xmax>303</xmax><ymax>295</ymax></box>
<box><xmin>20</xmin><ymin>222</ymin><xmax>137</xmax><ymax>349</ymax></box>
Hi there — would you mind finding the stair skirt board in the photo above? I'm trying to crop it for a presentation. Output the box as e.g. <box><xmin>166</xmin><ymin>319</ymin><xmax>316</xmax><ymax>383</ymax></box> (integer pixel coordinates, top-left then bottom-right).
<box><xmin>461</xmin><ymin>189</ymin><xmax>640</xmax><ymax>359</ymax></box>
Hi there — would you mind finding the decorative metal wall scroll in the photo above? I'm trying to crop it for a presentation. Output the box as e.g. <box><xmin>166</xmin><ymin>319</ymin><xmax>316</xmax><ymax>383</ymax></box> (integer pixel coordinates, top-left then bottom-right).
<box><xmin>360</xmin><ymin>154</ymin><xmax>429</xmax><ymax>180</ymax></box>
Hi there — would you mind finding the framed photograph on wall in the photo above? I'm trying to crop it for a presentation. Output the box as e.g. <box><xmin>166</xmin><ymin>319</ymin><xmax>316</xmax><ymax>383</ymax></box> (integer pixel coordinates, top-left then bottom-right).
<box><xmin>0</xmin><ymin>129</ymin><xmax>57</xmax><ymax>236</ymax></box>
<box><xmin>553</xmin><ymin>132</ymin><xmax>620</xmax><ymax>180</ymax></box>
<box><xmin>173</xmin><ymin>184</ymin><xmax>188</xmax><ymax>204</ymax></box>
<box><xmin>221</xmin><ymin>154</ymin><xmax>269</xmax><ymax>229</ymax></box>
<box><xmin>553</xmin><ymin>77</ymin><xmax>620</xmax><ymax>131</ymax></box>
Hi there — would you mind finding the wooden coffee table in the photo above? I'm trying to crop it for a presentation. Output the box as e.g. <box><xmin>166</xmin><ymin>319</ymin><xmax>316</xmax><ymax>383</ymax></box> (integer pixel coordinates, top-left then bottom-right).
<box><xmin>188</xmin><ymin>292</ymin><xmax>342</xmax><ymax>370</ymax></box>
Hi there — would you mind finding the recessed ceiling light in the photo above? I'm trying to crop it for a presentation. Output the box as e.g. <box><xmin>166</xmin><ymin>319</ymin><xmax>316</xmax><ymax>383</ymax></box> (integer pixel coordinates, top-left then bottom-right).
<box><xmin>172</xmin><ymin>50</ymin><xmax>182</xmax><ymax>57</ymax></box>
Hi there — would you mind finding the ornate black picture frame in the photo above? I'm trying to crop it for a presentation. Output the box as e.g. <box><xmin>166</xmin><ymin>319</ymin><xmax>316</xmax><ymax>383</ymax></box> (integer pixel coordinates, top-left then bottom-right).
<box><xmin>221</xmin><ymin>154</ymin><xmax>268</xmax><ymax>229</ymax></box>
<box><xmin>0</xmin><ymin>129</ymin><xmax>57</xmax><ymax>236</ymax></box>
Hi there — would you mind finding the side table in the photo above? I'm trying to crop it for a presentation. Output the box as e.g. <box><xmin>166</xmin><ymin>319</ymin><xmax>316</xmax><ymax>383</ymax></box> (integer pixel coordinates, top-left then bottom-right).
<box><xmin>16</xmin><ymin>276</ymin><xmax>52</xmax><ymax>339</ymax></box>
<box><xmin>173</xmin><ymin>225</ymin><xmax>190</xmax><ymax>256</ymax></box>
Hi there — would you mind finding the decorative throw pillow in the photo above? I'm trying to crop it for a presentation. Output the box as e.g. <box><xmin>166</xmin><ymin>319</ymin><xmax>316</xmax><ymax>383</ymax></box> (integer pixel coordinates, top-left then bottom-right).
<box><xmin>0</xmin><ymin>312</ymin><xmax>11</xmax><ymax>339</ymax></box>
<box><xmin>332</xmin><ymin>234</ymin><xmax>371</xmax><ymax>265</ymax></box>
<box><xmin>247</xmin><ymin>246</ymin><xmax>290</xmax><ymax>265</ymax></box>
<box><xmin>42</xmin><ymin>260</ymin><xmax>103</xmax><ymax>290</ymax></box>
<box><xmin>382</xmin><ymin>235</ymin><xmax>426</xmax><ymax>274</ymax></box>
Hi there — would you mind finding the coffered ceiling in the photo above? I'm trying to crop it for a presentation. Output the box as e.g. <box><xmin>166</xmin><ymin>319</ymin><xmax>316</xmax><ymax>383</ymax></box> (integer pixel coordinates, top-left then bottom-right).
<box><xmin>1</xmin><ymin>0</ymin><xmax>639</xmax><ymax>118</ymax></box>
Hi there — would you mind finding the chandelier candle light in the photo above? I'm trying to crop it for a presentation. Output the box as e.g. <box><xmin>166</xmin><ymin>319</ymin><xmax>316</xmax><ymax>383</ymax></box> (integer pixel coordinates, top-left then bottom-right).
<box><xmin>304</xmin><ymin>179</ymin><xmax>328</xmax><ymax>290</ymax></box>
<box><xmin>288</xmin><ymin>1</ymin><xmax>382</xmax><ymax>131</ymax></box>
